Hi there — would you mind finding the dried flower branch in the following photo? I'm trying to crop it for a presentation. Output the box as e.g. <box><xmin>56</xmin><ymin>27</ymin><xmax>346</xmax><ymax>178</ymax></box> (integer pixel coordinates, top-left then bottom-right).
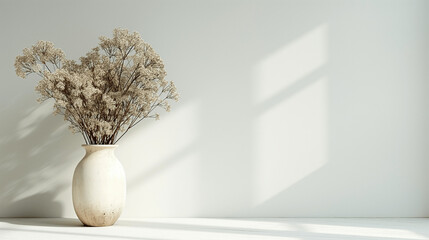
<box><xmin>15</xmin><ymin>28</ymin><xmax>179</xmax><ymax>144</ymax></box>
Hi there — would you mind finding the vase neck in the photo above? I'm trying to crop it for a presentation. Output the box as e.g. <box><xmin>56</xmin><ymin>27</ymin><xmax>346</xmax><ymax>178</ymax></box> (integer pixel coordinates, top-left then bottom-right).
<box><xmin>82</xmin><ymin>145</ymin><xmax>118</xmax><ymax>154</ymax></box>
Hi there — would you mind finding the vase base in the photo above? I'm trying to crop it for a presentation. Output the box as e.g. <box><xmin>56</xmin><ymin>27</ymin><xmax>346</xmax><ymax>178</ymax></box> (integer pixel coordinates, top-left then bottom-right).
<box><xmin>76</xmin><ymin>207</ymin><xmax>122</xmax><ymax>227</ymax></box>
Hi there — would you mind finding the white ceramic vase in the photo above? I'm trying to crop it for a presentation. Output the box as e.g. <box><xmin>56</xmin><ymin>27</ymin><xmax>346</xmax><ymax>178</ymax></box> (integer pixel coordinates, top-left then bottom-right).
<box><xmin>72</xmin><ymin>145</ymin><xmax>126</xmax><ymax>227</ymax></box>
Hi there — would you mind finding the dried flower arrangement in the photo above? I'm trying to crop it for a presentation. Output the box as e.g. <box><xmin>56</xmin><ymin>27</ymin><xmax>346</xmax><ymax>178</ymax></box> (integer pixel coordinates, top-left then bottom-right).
<box><xmin>14</xmin><ymin>28</ymin><xmax>179</xmax><ymax>144</ymax></box>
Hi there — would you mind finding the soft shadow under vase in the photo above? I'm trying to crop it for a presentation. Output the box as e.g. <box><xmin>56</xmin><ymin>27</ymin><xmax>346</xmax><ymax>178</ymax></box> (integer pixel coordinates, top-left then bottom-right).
<box><xmin>72</xmin><ymin>145</ymin><xmax>126</xmax><ymax>227</ymax></box>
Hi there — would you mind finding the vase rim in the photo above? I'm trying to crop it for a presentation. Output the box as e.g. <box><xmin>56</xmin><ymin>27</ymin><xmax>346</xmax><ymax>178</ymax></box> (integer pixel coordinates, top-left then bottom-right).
<box><xmin>82</xmin><ymin>144</ymin><xmax>118</xmax><ymax>148</ymax></box>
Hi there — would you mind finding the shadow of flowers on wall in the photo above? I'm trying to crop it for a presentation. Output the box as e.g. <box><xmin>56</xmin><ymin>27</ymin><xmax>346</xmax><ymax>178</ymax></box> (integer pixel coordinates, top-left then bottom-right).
<box><xmin>0</xmin><ymin>95</ymin><xmax>81</xmax><ymax>217</ymax></box>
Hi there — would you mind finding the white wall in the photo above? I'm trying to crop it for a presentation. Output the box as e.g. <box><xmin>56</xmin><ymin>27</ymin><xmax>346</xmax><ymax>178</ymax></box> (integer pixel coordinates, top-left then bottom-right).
<box><xmin>1</xmin><ymin>0</ymin><xmax>429</xmax><ymax>217</ymax></box>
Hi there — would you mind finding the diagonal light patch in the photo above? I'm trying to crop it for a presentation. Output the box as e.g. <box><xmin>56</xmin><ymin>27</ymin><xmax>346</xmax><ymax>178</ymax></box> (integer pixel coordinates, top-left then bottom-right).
<box><xmin>16</xmin><ymin>101</ymin><xmax>52</xmax><ymax>139</ymax></box>
<box><xmin>255</xmin><ymin>24</ymin><xmax>329</xmax><ymax>103</ymax></box>
<box><xmin>253</xmin><ymin>24</ymin><xmax>329</xmax><ymax>206</ymax></box>
<box><xmin>121</xmin><ymin>102</ymin><xmax>200</xmax><ymax>216</ymax></box>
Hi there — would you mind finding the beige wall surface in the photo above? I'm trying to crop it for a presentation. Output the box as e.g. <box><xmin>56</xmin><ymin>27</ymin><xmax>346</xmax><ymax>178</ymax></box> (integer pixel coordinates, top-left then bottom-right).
<box><xmin>0</xmin><ymin>0</ymin><xmax>428</xmax><ymax>217</ymax></box>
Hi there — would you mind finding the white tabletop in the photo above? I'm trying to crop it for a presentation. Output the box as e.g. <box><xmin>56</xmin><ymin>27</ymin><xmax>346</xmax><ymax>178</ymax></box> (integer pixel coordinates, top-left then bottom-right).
<box><xmin>1</xmin><ymin>218</ymin><xmax>429</xmax><ymax>240</ymax></box>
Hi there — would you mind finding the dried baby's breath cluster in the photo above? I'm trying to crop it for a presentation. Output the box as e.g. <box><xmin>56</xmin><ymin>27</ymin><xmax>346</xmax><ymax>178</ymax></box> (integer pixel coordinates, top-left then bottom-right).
<box><xmin>15</xmin><ymin>28</ymin><xmax>179</xmax><ymax>144</ymax></box>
